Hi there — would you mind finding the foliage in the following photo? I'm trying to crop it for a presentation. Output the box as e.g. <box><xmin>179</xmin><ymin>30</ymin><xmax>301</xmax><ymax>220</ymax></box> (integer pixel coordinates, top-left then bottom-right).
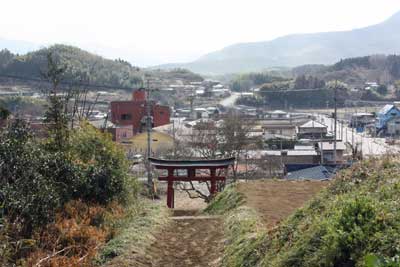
<box><xmin>294</xmin><ymin>75</ymin><xmax>325</xmax><ymax>89</ymax></box>
<box><xmin>230</xmin><ymin>72</ymin><xmax>289</xmax><ymax>91</ymax></box>
<box><xmin>152</xmin><ymin>68</ymin><xmax>204</xmax><ymax>82</ymax></box>
<box><xmin>24</xmin><ymin>200</ymin><xmax>124</xmax><ymax>267</ymax></box>
<box><xmin>0</xmin><ymin>44</ymin><xmax>143</xmax><ymax>89</ymax></box>
<box><xmin>364</xmin><ymin>254</ymin><xmax>400</xmax><ymax>267</ymax></box>
<box><xmin>0</xmin><ymin>106</ymin><xmax>10</xmax><ymax>120</ymax></box>
<box><xmin>361</xmin><ymin>90</ymin><xmax>384</xmax><ymax>101</ymax></box>
<box><xmin>95</xmin><ymin>200</ymin><xmax>170</xmax><ymax>265</ymax></box>
<box><xmin>69</xmin><ymin>122</ymin><xmax>131</xmax><ymax>204</ymax></box>
<box><xmin>0</xmin><ymin>118</ymin><xmax>135</xmax><ymax>265</ymax></box>
<box><xmin>209</xmin><ymin>157</ymin><xmax>400</xmax><ymax>267</ymax></box>
<box><xmin>259</xmin><ymin>81</ymin><xmax>292</xmax><ymax>91</ymax></box>
<box><xmin>377</xmin><ymin>85</ymin><xmax>388</xmax><ymax>95</ymax></box>
<box><xmin>205</xmin><ymin>184</ymin><xmax>245</xmax><ymax>215</ymax></box>
<box><xmin>222</xmin><ymin>207</ymin><xmax>266</xmax><ymax>267</ymax></box>
<box><xmin>333</xmin><ymin>56</ymin><xmax>371</xmax><ymax>71</ymax></box>
<box><xmin>0</xmin><ymin>119</ymin><xmax>63</xmax><ymax>233</ymax></box>
<box><xmin>0</xmin><ymin>96</ymin><xmax>46</xmax><ymax>117</ymax></box>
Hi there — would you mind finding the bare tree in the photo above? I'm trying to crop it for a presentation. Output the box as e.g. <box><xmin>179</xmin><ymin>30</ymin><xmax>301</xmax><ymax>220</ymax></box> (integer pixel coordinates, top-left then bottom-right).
<box><xmin>41</xmin><ymin>52</ymin><xmax>100</xmax><ymax>134</ymax></box>
<box><xmin>173</xmin><ymin>114</ymin><xmax>255</xmax><ymax>202</ymax></box>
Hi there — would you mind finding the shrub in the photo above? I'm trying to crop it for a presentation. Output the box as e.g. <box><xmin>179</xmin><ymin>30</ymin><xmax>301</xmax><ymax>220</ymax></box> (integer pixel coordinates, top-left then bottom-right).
<box><xmin>68</xmin><ymin>122</ymin><xmax>131</xmax><ymax>204</ymax></box>
<box><xmin>0</xmin><ymin>119</ymin><xmax>62</xmax><ymax>233</ymax></box>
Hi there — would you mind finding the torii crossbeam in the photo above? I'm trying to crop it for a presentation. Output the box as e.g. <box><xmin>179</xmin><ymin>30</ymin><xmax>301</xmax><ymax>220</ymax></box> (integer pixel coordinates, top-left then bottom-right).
<box><xmin>149</xmin><ymin>157</ymin><xmax>235</xmax><ymax>208</ymax></box>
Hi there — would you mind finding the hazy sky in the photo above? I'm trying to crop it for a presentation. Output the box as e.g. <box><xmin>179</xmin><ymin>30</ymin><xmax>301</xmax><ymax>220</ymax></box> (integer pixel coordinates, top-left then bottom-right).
<box><xmin>1</xmin><ymin>0</ymin><xmax>400</xmax><ymax>66</ymax></box>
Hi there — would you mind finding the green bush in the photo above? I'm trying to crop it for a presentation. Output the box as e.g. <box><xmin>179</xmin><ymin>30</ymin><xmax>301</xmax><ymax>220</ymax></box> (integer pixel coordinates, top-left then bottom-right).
<box><xmin>69</xmin><ymin>122</ymin><xmax>131</xmax><ymax>204</ymax></box>
<box><xmin>0</xmin><ymin>119</ymin><xmax>134</xmax><ymax>235</ymax></box>
<box><xmin>211</xmin><ymin>158</ymin><xmax>400</xmax><ymax>267</ymax></box>
<box><xmin>365</xmin><ymin>254</ymin><xmax>400</xmax><ymax>267</ymax></box>
<box><xmin>0</xmin><ymin>119</ymin><xmax>62</xmax><ymax>232</ymax></box>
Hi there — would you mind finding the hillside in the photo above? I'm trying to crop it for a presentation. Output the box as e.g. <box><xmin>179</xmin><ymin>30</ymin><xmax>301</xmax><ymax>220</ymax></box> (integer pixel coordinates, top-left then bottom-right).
<box><xmin>0</xmin><ymin>44</ymin><xmax>203</xmax><ymax>90</ymax></box>
<box><xmin>293</xmin><ymin>55</ymin><xmax>400</xmax><ymax>87</ymax></box>
<box><xmin>208</xmin><ymin>157</ymin><xmax>400</xmax><ymax>267</ymax></box>
<box><xmin>158</xmin><ymin>10</ymin><xmax>400</xmax><ymax>75</ymax></box>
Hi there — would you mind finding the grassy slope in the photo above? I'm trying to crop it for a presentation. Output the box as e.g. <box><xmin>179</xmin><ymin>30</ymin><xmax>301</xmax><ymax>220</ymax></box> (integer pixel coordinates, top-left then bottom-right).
<box><xmin>96</xmin><ymin>200</ymin><xmax>170</xmax><ymax>266</ymax></box>
<box><xmin>207</xmin><ymin>158</ymin><xmax>400</xmax><ymax>267</ymax></box>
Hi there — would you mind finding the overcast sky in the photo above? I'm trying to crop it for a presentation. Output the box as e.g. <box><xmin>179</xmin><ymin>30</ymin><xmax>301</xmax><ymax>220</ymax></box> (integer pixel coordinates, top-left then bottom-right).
<box><xmin>1</xmin><ymin>0</ymin><xmax>400</xmax><ymax>66</ymax></box>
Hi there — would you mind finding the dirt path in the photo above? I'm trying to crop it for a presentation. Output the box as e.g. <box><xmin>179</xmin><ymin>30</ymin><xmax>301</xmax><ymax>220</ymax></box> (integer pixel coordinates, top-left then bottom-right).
<box><xmin>106</xmin><ymin>208</ymin><xmax>224</xmax><ymax>267</ymax></box>
<box><xmin>147</xmin><ymin>212</ymin><xmax>223</xmax><ymax>267</ymax></box>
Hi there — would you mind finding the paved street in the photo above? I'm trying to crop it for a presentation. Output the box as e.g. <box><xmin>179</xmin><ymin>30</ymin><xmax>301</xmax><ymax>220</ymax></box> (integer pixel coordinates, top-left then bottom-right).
<box><xmin>319</xmin><ymin>115</ymin><xmax>400</xmax><ymax>156</ymax></box>
<box><xmin>219</xmin><ymin>92</ymin><xmax>240</xmax><ymax>107</ymax></box>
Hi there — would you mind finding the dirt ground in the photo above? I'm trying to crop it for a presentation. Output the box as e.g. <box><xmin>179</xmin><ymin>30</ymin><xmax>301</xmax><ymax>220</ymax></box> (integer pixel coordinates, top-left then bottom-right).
<box><xmin>108</xmin><ymin>213</ymin><xmax>223</xmax><ymax>267</ymax></box>
<box><xmin>105</xmin><ymin>190</ymin><xmax>222</xmax><ymax>267</ymax></box>
<box><xmin>106</xmin><ymin>181</ymin><xmax>326</xmax><ymax>266</ymax></box>
<box><xmin>237</xmin><ymin>180</ymin><xmax>328</xmax><ymax>228</ymax></box>
<box><xmin>147</xmin><ymin>214</ymin><xmax>223</xmax><ymax>267</ymax></box>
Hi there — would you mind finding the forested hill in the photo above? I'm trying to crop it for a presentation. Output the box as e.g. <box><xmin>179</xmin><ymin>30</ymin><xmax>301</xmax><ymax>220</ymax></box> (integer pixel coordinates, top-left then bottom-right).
<box><xmin>0</xmin><ymin>44</ymin><xmax>203</xmax><ymax>89</ymax></box>
<box><xmin>292</xmin><ymin>54</ymin><xmax>400</xmax><ymax>86</ymax></box>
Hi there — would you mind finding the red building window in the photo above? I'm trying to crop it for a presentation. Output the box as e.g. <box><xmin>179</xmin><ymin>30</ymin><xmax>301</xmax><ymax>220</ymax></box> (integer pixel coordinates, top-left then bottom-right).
<box><xmin>121</xmin><ymin>114</ymin><xmax>132</xmax><ymax>120</ymax></box>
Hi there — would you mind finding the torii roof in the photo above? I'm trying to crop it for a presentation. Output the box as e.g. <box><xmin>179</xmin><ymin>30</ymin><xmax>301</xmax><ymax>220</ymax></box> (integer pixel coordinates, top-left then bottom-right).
<box><xmin>149</xmin><ymin>157</ymin><xmax>235</xmax><ymax>169</ymax></box>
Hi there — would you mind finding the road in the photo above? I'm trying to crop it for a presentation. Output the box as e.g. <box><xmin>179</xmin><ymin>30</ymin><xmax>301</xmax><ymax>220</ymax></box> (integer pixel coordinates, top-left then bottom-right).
<box><xmin>319</xmin><ymin>115</ymin><xmax>400</xmax><ymax>156</ymax></box>
<box><xmin>219</xmin><ymin>92</ymin><xmax>240</xmax><ymax>107</ymax></box>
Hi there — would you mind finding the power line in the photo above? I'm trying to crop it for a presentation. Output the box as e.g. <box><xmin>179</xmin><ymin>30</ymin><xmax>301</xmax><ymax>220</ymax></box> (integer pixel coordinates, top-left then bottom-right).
<box><xmin>0</xmin><ymin>73</ymin><xmax>135</xmax><ymax>91</ymax></box>
<box><xmin>258</xmin><ymin>88</ymin><xmax>330</xmax><ymax>93</ymax></box>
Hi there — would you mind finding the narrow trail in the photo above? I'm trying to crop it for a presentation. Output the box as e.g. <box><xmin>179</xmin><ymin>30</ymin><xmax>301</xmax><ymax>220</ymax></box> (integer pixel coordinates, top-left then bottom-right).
<box><xmin>148</xmin><ymin>211</ymin><xmax>224</xmax><ymax>267</ymax></box>
<box><xmin>109</xmin><ymin>209</ymin><xmax>224</xmax><ymax>267</ymax></box>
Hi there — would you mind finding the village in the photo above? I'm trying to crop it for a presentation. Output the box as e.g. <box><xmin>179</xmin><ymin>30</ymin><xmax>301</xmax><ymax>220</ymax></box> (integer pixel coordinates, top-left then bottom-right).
<box><xmin>3</xmin><ymin>74</ymin><xmax>400</xmax><ymax>185</ymax></box>
<box><xmin>82</xmin><ymin>82</ymin><xmax>400</xmax><ymax>183</ymax></box>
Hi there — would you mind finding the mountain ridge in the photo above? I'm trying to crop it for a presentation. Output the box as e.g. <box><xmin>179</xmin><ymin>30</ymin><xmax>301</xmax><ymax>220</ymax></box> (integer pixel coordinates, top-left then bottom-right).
<box><xmin>156</xmin><ymin>10</ymin><xmax>400</xmax><ymax>74</ymax></box>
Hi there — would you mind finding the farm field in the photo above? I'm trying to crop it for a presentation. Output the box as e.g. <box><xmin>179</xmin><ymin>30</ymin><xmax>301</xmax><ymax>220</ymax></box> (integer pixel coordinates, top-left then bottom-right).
<box><xmin>237</xmin><ymin>180</ymin><xmax>328</xmax><ymax>227</ymax></box>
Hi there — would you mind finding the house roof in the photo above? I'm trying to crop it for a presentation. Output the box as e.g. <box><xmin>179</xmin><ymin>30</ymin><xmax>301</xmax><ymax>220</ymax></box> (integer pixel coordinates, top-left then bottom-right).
<box><xmin>294</xmin><ymin>145</ymin><xmax>315</xmax><ymax>150</ymax></box>
<box><xmin>287</xmin><ymin>150</ymin><xmax>318</xmax><ymax>156</ymax></box>
<box><xmin>378</xmin><ymin>104</ymin><xmax>397</xmax><ymax>115</ymax></box>
<box><xmin>269</xmin><ymin>110</ymin><xmax>287</xmax><ymax>115</ymax></box>
<box><xmin>286</xmin><ymin>165</ymin><xmax>333</xmax><ymax>180</ymax></box>
<box><xmin>263</xmin><ymin>124</ymin><xmax>296</xmax><ymax>129</ymax></box>
<box><xmin>299</xmin><ymin>120</ymin><xmax>327</xmax><ymax>129</ymax></box>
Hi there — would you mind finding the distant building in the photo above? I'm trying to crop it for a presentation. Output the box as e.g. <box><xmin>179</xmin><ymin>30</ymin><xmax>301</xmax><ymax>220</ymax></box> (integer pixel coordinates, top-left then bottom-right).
<box><xmin>297</xmin><ymin>120</ymin><xmax>328</xmax><ymax>139</ymax></box>
<box><xmin>350</xmin><ymin>112</ymin><xmax>375</xmax><ymax>129</ymax></box>
<box><xmin>376</xmin><ymin>104</ymin><xmax>400</xmax><ymax>134</ymax></box>
<box><xmin>318</xmin><ymin>141</ymin><xmax>347</xmax><ymax>164</ymax></box>
<box><xmin>110</xmin><ymin>88</ymin><xmax>170</xmax><ymax>134</ymax></box>
<box><xmin>265</xmin><ymin>110</ymin><xmax>288</xmax><ymax>119</ymax></box>
<box><xmin>387</xmin><ymin>116</ymin><xmax>400</xmax><ymax>136</ymax></box>
<box><xmin>263</xmin><ymin>123</ymin><xmax>297</xmax><ymax>139</ymax></box>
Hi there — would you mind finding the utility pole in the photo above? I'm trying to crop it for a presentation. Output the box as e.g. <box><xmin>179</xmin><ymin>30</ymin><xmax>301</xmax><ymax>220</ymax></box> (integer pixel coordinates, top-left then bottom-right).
<box><xmin>333</xmin><ymin>81</ymin><xmax>337</xmax><ymax>165</ymax></box>
<box><xmin>320</xmin><ymin>132</ymin><xmax>324</xmax><ymax>165</ymax></box>
<box><xmin>172</xmin><ymin>119</ymin><xmax>176</xmax><ymax>157</ymax></box>
<box><xmin>145</xmin><ymin>79</ymin><xmax>153</xmax><ymax>195</ymax></box>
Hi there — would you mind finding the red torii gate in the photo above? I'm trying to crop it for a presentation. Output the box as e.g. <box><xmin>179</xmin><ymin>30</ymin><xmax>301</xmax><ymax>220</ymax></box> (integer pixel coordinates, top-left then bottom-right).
<box><xmin>149</xmin><ymin>157</ymin><xmax>235</xmax><ymax>208</ymax></box>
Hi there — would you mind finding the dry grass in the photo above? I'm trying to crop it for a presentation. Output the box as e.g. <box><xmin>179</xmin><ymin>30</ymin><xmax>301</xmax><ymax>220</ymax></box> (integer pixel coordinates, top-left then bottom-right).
<box><xmin>24</xmin><ymin>200</ymin><xmax>124</xmax><ymax>267</ymax></box>
<box><xmin>237</xmin><ymin>179</ymin><xmax>328</xmax><ymax>228</ymax></box>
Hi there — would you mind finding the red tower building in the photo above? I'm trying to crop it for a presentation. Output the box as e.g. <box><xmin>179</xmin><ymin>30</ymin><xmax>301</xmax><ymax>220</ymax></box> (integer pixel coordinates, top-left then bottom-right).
<box><xmin>110</xmin><ymin>88</ymin><xmax>170</xmax><ymax>134</ymax></box>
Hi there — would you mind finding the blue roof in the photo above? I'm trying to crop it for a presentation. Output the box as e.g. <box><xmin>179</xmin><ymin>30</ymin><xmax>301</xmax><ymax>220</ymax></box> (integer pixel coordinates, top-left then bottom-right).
<box><xmin>286</xmin><ymin>165</ymin><xmax>333</xmax><ymax>180</ymax></box>
<box><xmin>378</xmin><ymin>104</ymin><xmax>397</xmax><ymax>115</ymax></box>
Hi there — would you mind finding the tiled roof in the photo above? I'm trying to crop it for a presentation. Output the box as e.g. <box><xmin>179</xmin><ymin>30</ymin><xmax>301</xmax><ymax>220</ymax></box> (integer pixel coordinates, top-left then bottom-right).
<box><xmin>286</xmin><ymin>165</ymin><xmax>333</xmax><ymax>180</ymax></box>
